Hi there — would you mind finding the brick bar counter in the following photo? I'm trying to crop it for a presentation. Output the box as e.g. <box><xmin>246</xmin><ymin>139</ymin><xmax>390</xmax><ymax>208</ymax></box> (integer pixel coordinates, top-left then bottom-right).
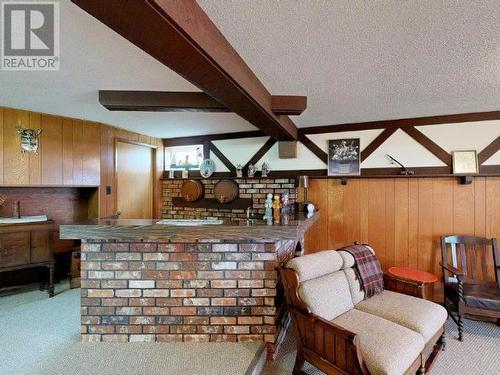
<box><xmin>60</xmin><ymin>213</ymin><xmax>317</xmax><ymax>359</ymax></box>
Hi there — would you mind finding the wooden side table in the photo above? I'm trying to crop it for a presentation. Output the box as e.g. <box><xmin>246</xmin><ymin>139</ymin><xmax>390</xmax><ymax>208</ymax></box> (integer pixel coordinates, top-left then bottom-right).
<box><xmin>385</xmin><ymin>266</ymin><xmax>438</xmax><ymax>300</ymax></box>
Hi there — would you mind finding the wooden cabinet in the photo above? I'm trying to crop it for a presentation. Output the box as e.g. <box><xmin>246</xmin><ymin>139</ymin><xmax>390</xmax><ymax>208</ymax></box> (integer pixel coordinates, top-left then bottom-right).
<box><xmin>0</xmin><ymin>221</ymin><xmax>54</xmax><ymax>296</ymax></box>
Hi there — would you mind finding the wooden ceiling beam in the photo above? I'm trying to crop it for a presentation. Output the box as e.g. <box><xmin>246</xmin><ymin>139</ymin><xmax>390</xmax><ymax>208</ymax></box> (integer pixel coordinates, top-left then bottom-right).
<box><xmin>99</xmin><ymin>90</ymin><xmax>229</xmax><ymax>112</ymax></box>
<box><xmin>271</xmin><ymin>95</ymin><xmax>307</xmax><ymax>116</ymax></box>
<box><xmin>99</xmin><ymin>90</ymin><xmax>307</xmax><ymax>115</ymax></box>
<box><xmin>73</xmin><ymin>0</ymin><xmax>298</xmax><ymax>140</ymax></box>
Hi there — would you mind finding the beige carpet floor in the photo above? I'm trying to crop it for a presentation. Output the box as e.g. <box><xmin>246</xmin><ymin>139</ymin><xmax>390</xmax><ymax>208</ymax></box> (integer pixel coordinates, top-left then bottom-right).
<box><xmin>2</xmin><ymin>282</ymin><xmax>499</xmax><ymax>374</ymax></box>
<box><xmin>0</xmin><ymin>282</ymin><xmax>261</xmax><ymax>375</ymax></box>
<box><xmin>263</xmin><ymin>317</ymin><xmax>500</xmax><ymax>375</ymax></box>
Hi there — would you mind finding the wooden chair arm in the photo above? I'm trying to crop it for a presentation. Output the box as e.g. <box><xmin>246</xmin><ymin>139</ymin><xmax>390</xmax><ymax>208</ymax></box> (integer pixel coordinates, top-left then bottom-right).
<box><xmin>440</xmin><ymin>263</ymin><xmax>465</xmax><ymax>279</ymax></box>
<box><xmin>290</xmin><ymin>306</ymin><xmax>368</xmax><ymax>375</ymax></box>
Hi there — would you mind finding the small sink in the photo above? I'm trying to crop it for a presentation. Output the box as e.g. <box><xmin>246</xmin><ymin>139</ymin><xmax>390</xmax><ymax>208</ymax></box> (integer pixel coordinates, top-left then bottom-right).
<box><xmin>0</xmin><ymin>215</ymin><xmax>48</xmax><ymax>224</ymax></box>
<box><xmin>156</xmin><ymin>219</ymin><xmax>223</xmax><ymax>226</ymax></box>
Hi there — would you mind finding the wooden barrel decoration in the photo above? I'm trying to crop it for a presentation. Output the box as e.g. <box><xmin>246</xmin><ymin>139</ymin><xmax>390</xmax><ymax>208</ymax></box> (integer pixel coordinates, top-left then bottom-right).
<box><xmin>181</xmin><ymin>180</ymin><xmax>204</xmax><ymax>202</ymax></box>
<box><xmin>214</xmin><ymin>180</ymin><xmax>239</xmax><ymax>203</ymax></box>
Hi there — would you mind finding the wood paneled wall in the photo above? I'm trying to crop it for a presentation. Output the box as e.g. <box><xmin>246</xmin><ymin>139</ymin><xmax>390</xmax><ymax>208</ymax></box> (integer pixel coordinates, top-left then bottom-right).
<box><xmin>304</xmin><ymin>177</ymin><xmax>500</xmax><ymax>301</ymax></box>
<box><xmin>0</xmin><ymin>106</ymin><xmax>164</xmax><ymax>218</ymax></box>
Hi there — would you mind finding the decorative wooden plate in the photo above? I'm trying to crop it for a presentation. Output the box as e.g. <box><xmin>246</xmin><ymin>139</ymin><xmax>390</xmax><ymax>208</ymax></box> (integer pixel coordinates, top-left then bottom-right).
<box><xmin>214</xmin><ymin>180</ymin><xmax>239</xmax><ymax>203</ymax></box>
<box><xmin>181</xmin><ymin>180</ymin><xmax>204</xmax><ymax>202</ymax></box>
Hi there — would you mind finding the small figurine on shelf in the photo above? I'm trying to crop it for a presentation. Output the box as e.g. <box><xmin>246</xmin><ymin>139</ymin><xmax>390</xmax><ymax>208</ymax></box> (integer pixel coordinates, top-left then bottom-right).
<box><xmin>247</xmin><ymin>163</ymin><xmax>256</xmax><ymax>178</ymax></box>
<box><xmin>261</xmin><ymin>162</ymin><xmax>270</xmax><ymax>177</ymax></box>
<box><xmin>236</xmin><ymin>164</ymin><xmax>243</xmax><ymax>178</ymax></box>
<box><xmin>281</xmin><ymin>192</ymin><xmax>290</xmax><ymax>214</ymax></box>
<box><xmin>273</xmin><ymin>194</ymin><xmax>281</xmax><ymax>222</ymax></box>
<box><xmin>263</xmin><ymin>193</ymin><xmax>273</xmax><ymax>220</ymax></box>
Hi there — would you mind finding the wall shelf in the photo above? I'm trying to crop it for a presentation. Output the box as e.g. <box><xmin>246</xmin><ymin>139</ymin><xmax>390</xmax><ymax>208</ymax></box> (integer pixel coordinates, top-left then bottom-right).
<box><xmin>172</xmin><ymin>197</ymin><xmax>252</xmax><ymax>210</ymax></box>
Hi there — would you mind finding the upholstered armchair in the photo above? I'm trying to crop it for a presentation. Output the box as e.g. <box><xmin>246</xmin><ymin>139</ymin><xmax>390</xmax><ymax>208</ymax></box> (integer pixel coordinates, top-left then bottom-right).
<box><xmin>282</xmin><ymin>250</ymin><xmax>447</xmax><ymax>375</ymax></box>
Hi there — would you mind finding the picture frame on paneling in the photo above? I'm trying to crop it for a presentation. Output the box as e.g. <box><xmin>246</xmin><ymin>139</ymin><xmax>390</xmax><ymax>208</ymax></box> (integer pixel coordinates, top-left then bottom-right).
<box><xmin>328</xmin><ymin>138</ymin><xmax>360</xmax><ymax>176</ymax></box>
<box><xmin>452</xmin><ymin>150</ymin><xmax>479</xmax><ymax>175</ymax></box>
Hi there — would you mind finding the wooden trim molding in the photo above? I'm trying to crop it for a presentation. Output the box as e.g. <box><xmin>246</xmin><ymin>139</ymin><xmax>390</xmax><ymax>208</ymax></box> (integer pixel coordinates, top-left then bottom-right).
<box><xmin>243</xmin><ymin>138</ymin><xmax>277</xmax><ymax>170</ymax></box>
<box><xmin>209</xmin><ymin>142</ymin><xmax>236</xmax><ymax>172</ymax></box>
<box><xmin>72</xmin><ymin>0</ymin><xmax>298</xmax><ymax>140</ymax></box>
<box><xmin>478</xmin><ymin>136</ymin><xmax>500</xmax><ymax>165</ymax></box>
<box><xmin>298</xmin><ymin>133</ymin><xmax>327</xmax><ymax>164</ymax></box>
<box><xmin>360</xmin><ymin>127</ymin><xmax>398</xmax><ymax>162</ymax></box>
<box><xmin>163</xmin><ymin>131</ymin><xmax>266</xmax><ymax>147</ymax></box>
<box><xmin>300</xmin><ymin>110</ymin><xmax>500</xmax><ymax>135</ymax></box>
<box><xmin>400</xmin><ymin>127</ymin><xmax>452</xmax><ymax>166</ymax></box>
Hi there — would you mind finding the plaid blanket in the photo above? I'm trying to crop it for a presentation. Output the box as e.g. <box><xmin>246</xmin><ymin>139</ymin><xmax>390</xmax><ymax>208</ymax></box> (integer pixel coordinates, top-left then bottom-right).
<box><xmin>340</xmin><ymin>244</ymin><xmax>384</xmax><ymax>299</ymax></box>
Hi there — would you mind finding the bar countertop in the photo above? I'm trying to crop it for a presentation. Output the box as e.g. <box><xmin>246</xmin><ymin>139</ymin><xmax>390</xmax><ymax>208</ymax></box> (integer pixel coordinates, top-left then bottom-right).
<box><xmin>60</xmin><ymin>212</ymin><xmax>319</xmax><ymax>242</ymax></box>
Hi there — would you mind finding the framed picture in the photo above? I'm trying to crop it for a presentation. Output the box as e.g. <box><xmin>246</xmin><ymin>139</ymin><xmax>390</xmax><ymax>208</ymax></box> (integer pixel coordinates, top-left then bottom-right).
<box><xmin>328</xmin><ymin>138</ymin><xmax>360</xmax><ymax>176</ymax></box>
<box><xmin>452</xmin><ymin>150</ymin><xmax>479</xmax><ymax>175</ymax></box>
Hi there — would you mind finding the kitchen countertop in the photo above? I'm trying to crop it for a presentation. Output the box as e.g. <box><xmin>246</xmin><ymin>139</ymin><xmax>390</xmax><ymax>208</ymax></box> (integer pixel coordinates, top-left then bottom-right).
<box><xmin>59</xmin><ymin>212</ymin><xmax>318</xmax><ymax>242</ymax></box>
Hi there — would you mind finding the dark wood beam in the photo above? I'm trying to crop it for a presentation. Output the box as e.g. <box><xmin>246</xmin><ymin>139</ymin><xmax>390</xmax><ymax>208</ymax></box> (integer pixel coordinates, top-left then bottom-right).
<box><xmin>298</xmin><ymin>133</ymin><xmax>328</xmax><ymax>164</ymax></box>
<box><xmin>100</xmin><ymin>90</ymin><xmax>306</xmax><ymax>116</ymax></box>
<box><xmin>300</xmin><ymin>110</ymin><xmax>500</xmax><ymax>135</ymax></box>
<box><xmin>243</xmin><ymin>138</ymin><xmax>277</xmax><ymax>170</ymax></box>
<box><xmin>73</xmin><ymin>0</ymin><xmax>298</xmax><ymax>140</ymax></box>
<box><xmin>163</xmin><ymin>131</ymin><xmax>266</xmax><ymax>147</ymax></box>
<box><xmin>209</xmin><ymin>142</ymin><xmax>236</xmax><ymax>173</ymax></box>
<box><xmin>99</xmin><ymin>90</ymin><xmax>229</xmax><ymax>112</ymax></box>
<box><xmin>271</xmin><ymin>96</ymin><xmax>307</xmax><ymax>116</ymax></box>
<box><xmin>401</xmin><ymin>127</ymin><xmax>452</xmax><ymax>166</ymax></box>
<box><xmin>360</xmin><ymin>127</ymin><xmax>398</xmax><ymax>162</ymax></box>
<box><xmin>478</xmin><ymin>136</ymin><xmax>500</xmax><ymax>165</ymax></box>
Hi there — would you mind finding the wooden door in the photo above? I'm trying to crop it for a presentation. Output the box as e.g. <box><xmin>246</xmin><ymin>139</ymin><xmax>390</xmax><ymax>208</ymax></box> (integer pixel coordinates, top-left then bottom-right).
<box><xmin>115</xmin><ymin>141</ymin><xmax>154</xmax><ymax>219</ymax></box>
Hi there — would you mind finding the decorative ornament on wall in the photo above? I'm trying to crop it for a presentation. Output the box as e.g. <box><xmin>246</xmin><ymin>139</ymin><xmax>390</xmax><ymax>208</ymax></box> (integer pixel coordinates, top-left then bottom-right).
<box><xmin>199</xmin><ymin>158</ymin><xmax>216</xmax><ymax>178</ymax></box>
<box><xmin>16</xmin><ymin>127</ymin><xmax>42</xmax><ymax>154</ymax></box>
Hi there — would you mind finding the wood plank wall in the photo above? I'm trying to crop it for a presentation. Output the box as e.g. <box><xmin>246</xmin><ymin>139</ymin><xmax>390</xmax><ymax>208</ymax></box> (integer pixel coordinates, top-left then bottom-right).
<box><xmin>304</xmin><ymin>177</ymin><xmax>500</xmax><ymax>301</ymax></box>
<box><xmin>0</xmin><ymin>106</ymin><xmax>164</xmax><ymax>218</ymax></box>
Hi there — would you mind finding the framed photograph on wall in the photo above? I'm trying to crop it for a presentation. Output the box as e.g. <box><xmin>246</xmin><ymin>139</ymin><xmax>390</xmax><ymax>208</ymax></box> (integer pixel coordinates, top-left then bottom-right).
<box><xmin>328</xmin><ymin>138</ymin><xmax>360</xmax><ymax>176</ymax></box>
<box><xmin>452</xmin><ymin>150</ymin><xmax>479</xmax><ymax>174</ymax></box>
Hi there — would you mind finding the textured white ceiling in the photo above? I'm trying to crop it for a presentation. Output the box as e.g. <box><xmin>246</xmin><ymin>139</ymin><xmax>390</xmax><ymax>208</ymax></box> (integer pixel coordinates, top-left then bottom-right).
<box><xmin>1</xmin><ymin>1</ymin><xmax>499</xmax><ymax>138</ymax></box>
<box><xmin>199</xmin><ymin>0</ymin><xmax>500</xmax><ymax>127</ymax></box>
<box><xmin>0</xmin><ymin>1</ymin><xmax>255</xmax><ymax>138</ymax></box>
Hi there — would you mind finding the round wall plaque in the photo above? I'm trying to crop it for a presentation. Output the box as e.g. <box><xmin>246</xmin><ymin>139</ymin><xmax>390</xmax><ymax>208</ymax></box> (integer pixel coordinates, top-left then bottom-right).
<box><xmin>200</xmin><ymin>159</ymin><xmax>215</xmax><ymax>178</ymax></box>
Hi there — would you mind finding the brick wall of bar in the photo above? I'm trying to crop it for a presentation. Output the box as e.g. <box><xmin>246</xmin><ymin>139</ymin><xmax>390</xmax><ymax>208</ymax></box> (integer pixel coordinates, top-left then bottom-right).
<box><xmin>161</xmin><ymin>178</ymin><xmax>296</xmax><ymax>220</ymax></box>
<box><xmin>80</xmin><ymin>239</ymin><xmax>296</xmax><ymax>350</ymax></box>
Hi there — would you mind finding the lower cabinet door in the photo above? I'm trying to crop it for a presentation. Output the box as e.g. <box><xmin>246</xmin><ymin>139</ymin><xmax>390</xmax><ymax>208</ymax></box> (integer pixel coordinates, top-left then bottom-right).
<box><xmin>31</xmin><ymin>231</ymin><xmax>51</xmax><ymax>263</ymax></box>
<box><xmin>0</xmin><ymin>232</ymin><xmax>30</xmax><ymax>268</ymax></box>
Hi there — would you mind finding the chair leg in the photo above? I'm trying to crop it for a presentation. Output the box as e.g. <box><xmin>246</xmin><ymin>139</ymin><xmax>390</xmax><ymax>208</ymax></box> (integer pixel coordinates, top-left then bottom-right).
<box><xmin>458</xmin><ymin>315</ymin><xmax>464</xmax><ymax>342</ymax></box>
<box><xmin>417</xmin><ymin>365</ymin><xmax>425</xmax><ymax>375</ymax></box>
<box><xmin>496</xmin><ymin>319</ymin><xmax>500</xmax><ymax>327</ymax></box>
<box><xmin>439</xmin><ymin>332</ymin><xmax>446</xmax><ymax>351</ymax></box>
<box><xmin>293</xmin><ymin>347</ymin><xmax>305</xmax><ymax>375</ymax></box>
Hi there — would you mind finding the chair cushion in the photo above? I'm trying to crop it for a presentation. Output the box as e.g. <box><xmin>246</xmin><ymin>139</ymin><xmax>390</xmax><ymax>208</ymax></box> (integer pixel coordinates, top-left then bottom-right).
<box><xmin>355</xmin><ymin>290</ymin><xmax>447</xmax><ymax>342</ymax></box>
<box><xmin>446</xmin><ymin>282</ymin><xmax>500</xmax><ymax>311</ymax></box>
<box><xmin>332</xmin><ymin>309</ymin><xmax>424</xmax><ymax>375</ymax></box>
<box><xmin>298</xmin><ymin>271</ymin><xmax>354</xmax><ymax>320</ymax></box>
<box><xmin>343</xmin><ymin>267</ymin><xmax>365</xmax><ymax>305</ymax></box>
<box><xmin>286</xmin><ymin>250</ymin><xmax>343</xmax><ymax>282</ymax></box>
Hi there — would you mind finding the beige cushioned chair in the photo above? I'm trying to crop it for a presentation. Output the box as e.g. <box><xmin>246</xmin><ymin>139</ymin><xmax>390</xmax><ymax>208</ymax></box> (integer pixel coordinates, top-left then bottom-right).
<box><xmin>282</xmin><ymin>250</ymin><xmax>447</xmax><ymax>375</ymax></box>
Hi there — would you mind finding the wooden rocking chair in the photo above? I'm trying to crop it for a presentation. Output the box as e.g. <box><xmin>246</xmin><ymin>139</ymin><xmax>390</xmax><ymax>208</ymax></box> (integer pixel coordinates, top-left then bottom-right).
<box><xmin>440</xmin><ymin>235</ymin><xmax>500</xmax><ymax>341</ymax></box>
